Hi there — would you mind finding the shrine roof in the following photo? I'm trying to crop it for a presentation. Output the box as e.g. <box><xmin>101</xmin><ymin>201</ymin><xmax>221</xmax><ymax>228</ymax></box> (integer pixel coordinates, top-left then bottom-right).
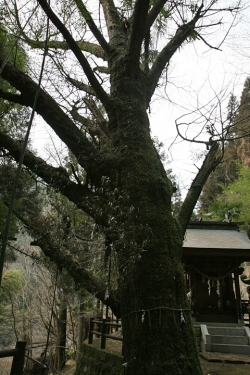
<box><xmin>183</xmin><ymin>221</ymin><xmax>250</xmax><ymax>250</ymax></box>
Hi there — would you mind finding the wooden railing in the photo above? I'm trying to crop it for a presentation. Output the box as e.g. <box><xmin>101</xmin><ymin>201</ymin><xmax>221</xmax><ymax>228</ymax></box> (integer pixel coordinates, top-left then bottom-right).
<box><xmin>0</xmin><ymin>341</ymin><xmax>26</xmax><ymax>375</ymax></box>
<box><xmin>88</xmin><ymin>317</ymin><xmax>123</xmax><ymax>350</ymax></box>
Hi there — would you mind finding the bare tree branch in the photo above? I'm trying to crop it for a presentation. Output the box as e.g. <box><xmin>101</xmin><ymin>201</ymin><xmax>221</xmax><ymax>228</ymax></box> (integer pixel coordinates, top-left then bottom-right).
<box><xmin>196</xmin><ymin>32</ymin><xmax>222</xmax><ymax>51</ymax></box>
<box><xmin>93</xmin><ymin>66</ymin><xmax>110</xmax><ymax>74</ymax></box>
<box><xmin>8</xmin><ymin>207</ymin><xmax>120</xmax><ymax>317</ymax></box>
<box><xmin>146</xmin><ymin>4</ymin><xmax>204</xmax><ymax>105</ymax></box>
<box><xmin>70</xmin><ymin>106</ymin><xmax>108</xmax><ymax>143</ymax></box>
<box><xmin>83</xmin><ymin>98</ymin><xmax>110</xmax><ymax>138</ymax></box>
<box><xmin>0</xmin><ymin>133</ymin><xmax>105</xmax><ymax>218</ymax></box>
<box><xmin>0</xmin><ymin>88</ymin><xmax>28</xmax><ymax>106</ymax></box>
<box><xmin>0</xmin><ymin>56</ymin><xmax>97</xmax><ymax>170</ymax></box>
<box><xmin>127</xmin><ymin>0</ymin><xmax>150</xmax><ymax>65</ymax></box>
<box><xmin>73</xmin><ymin>0</ymin><xmax>111</xmax><ymax>54</ymax></box>
<box><xmin>21</xmin><ymin>38</ymin><xmax>107</xmax><ymax>60</ymax></box>
<box><xmin>146</xmin><ymin>0</ymin><xmax>168</xmax><ymax>30</ymax></box>
<box><xmin>66</xmin><ymin>76</ymin><xmax>96</xmax><ymax>96</ymax></box>
<box><xmin>100</xmin><ymin>0</ymin><xmax>121</xmax><ymax>40</ymax></box>
<box><xmin>37</xmin><ymin>0</ymin><xmax>111</xmax><ymax>109</ymax></box>
<box><xmin>13</xmin><ymin>0</ymin><xmax>107</xmax><ymax>60</ymax></box>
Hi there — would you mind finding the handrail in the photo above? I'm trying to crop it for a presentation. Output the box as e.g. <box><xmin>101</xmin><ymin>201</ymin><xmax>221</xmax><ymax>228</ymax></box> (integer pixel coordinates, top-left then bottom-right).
<box><xmin>0</xmin><ymin>341</ymin><xmax>26</xmax><ymax>375</ymax></box>
<box><xmin>88</xmin><ymin>317</ymin><xmax>123</xmax><ymax>350</ymax></box>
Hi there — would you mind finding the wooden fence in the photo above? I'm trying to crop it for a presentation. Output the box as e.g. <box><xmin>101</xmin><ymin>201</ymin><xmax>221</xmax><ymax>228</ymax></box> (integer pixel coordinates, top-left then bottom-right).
<box><xmin>88</xmin><ymin>317</ymin><xmax>123</xmax><ymax>350</ymax></box>
<box><xmin>0</xmin><ymin>341</ymin><xmax>26</xmax><ymax>375</ymax></box>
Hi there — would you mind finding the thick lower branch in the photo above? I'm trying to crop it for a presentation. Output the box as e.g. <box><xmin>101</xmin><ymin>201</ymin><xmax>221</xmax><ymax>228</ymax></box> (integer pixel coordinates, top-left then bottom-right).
<box><xmin>178</xmin><ymin>142</ymin><xmax>221</xmax><ymax>236</ymax></box>
<box><xmin>20</xmin><ymin>38</ymin><xmax>107</xmax><ymax>60</ymax></box>
<box><xmin>32</xmin><ymin>238</ymin><xmax>120</xmax><ymax>317</ymax></box>
<box><xmin>0</xmin><ymin>57</ymin><xmax>96</xmax><ymax>169</ymax></box>
<box><xmin>4</xmin><ymin>201</ymin><xmax>121</xmax><ymax>316</ymax></box>
<box><xmin>0</xmin><ymin>133</ymin><xmax>107</xmax><ymax>219</ymax></box>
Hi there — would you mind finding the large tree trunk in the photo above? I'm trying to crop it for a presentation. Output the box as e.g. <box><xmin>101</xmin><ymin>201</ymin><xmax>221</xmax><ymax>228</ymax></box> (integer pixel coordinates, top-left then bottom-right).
<box><xmin>108</xmin><ymin>70</ymin><xmax>202</xmax><ymax>374</ymax></box>
<box><xmin>120</xmin><ymin>225</ymin><xmax>201</xmax><ymax>374</ymax></box>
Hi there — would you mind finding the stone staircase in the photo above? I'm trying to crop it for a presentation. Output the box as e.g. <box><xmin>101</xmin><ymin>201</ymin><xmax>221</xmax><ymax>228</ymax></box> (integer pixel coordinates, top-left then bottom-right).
<box><xmin>201</xmin><ymin>324</ymin><xmax>250</xmax><ymax>355</ymax></box>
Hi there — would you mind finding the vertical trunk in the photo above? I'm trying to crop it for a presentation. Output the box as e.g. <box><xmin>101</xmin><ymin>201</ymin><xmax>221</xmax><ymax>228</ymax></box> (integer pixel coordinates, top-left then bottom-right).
<box><xmin>117</xmin><ymin>184</ymin><xmax>202</xmax><ymax>374</ymax></box>
<box><xmin>76</xmin><ymin>293</ymin><xmax>85</xmax><ymax>360</ymax></box>
<box><xmin>108</xmin><ymin>72</ymin><xmax>202</xmax><ymax>374</ymax></box>
<box><xmin>120</xmin><ymin>229</ymin><xmax>202</xmax><ymax>375</ymax></box>
<box><xmin>53</xmin><ymin>290</ymin><xmax>67</xmax><ymax>372</ymax></box>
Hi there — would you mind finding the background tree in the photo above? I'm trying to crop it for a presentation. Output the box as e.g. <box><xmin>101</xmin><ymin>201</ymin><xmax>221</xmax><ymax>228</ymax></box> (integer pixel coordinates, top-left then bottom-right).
<box><xmin>199</xmin><ymin>94</ymin><xmax>240</xmax><ymax>212</ymax></box>
<box><xmin>199</xmin><ymin>78</ymin><xmax>250</xmax><ymax>218</ymax></box>
<box><xmin>235</xmin><ymin>77</ymin><xmax>250</xmax><ymax>167</ymax></box>
<box><xmin>0</xmin><ymin>1</ymin><xmax>241</xmax><ymax>374</ymax></box>
<box><xmin>0</xmin><ymin>268</ymin><xmax>25</xmax><ymax>347</ymax></box>
<box><xmin>203</xmin><ymin>164</ymin><xmax>250</xmax><ymax>232</ymax></box>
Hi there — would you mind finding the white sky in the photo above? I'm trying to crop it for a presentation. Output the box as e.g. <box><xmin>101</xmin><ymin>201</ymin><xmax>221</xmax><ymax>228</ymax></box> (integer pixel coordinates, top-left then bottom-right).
<box><xmin>150</xmin><ymin>4</ymin><xmax>250</xmax><ymax>193</ymax></box>
<box><xmin>29</xmin><ymin>1</ymin><xmax>250</xmax><ymax>196</ymax></box>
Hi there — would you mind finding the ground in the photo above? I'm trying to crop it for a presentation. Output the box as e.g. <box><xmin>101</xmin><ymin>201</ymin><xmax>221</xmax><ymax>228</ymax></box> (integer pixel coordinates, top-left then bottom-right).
<box><xmin>59</xmin><ymin>356</ymin><xmax>250</xmax><ymax>375</ymax></box>
<box><xmin>80</xmin><ymin>337</ymin><xmax>250</xmax><ymax>375</ymax></box>
<box><xmin>0</xmin><ymin>357</ymin><xmax>11</xmax><ymax>375</ymax></box>
<box><xmin>61</xmin><ymin>359</ymin><xmax>76</xmax><ymax>375</ymax></box>
<box><xmin>200</xmin><ymin>352</ymin><xmax>250</xmax><ymax>375</ymax></box>
<box><xmin>200</xmin><ymin>356</ymin><xmax>250</xmax><ymax>375</ymax></box>
<box><xmin>1</xmin><ymin>342</ymin><xmax>250</xmax><ymax>375</ymax></box>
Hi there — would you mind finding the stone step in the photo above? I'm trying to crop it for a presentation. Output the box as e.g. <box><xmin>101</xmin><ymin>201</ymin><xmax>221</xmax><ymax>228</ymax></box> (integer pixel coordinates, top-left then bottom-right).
<box><xmin>211</xmin><ymin>335</ymin><xmax>248</xmax><ymax>345</ymax></box>
<box><xmin>210</xmin><ymin>343</ymin><xmax>250</xmax><ymax>355</ymax></box>
<box><xmin>207</xmin><ymin>327</ymin><xmax>246</xmax><ymax>336</ymax></box>
<box><xmin>200</xmin><ymin>325</ymin><xmax>250</xmax><ymax>355</ymax></box>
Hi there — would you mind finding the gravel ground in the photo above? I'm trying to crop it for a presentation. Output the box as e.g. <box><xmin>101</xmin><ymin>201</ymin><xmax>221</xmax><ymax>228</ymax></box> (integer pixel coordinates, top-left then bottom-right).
<box><xmin>200</xmin><ymin>353</ymin><xmax>250</xmax><ymax>375</ymax></box>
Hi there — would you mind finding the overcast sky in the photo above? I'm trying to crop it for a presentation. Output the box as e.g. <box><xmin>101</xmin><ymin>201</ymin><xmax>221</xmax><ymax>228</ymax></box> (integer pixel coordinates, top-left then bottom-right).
<box><xmin>30</xmin><ymin>1</ymin><xmax>250</xmax><ymax>196</ymax></box>
<box><xmin>150</xmin><ymin>2</ymin><xmax>250</xmax><ymax>193</ymax></box>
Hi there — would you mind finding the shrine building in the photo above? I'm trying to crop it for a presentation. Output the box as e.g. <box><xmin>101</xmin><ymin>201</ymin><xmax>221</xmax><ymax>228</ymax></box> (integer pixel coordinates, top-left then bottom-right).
<box><xmin>183</xmin><ymin>221</ymin><xmax>250</xmax><ymax>324</ymax></box>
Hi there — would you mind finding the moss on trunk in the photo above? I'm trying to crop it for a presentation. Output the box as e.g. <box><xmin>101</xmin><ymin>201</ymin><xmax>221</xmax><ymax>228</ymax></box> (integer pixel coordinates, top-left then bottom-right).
<box><xmin>102</xmin><ymin>68</ymin><xmax>203</xmax><ymax>374</ymax></box>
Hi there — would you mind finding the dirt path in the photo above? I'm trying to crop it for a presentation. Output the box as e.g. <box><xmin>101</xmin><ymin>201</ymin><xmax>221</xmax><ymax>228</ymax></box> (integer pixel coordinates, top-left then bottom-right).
<box><xmin>61</xmin><ymin>357</ymin><xmax>250</xmax><ymax>375</ymax></box>
<box><xmin>200</xmin><ymin>354</ymin><xmax>250</xmax><ymax>375</ymax></box>
<box><xmin>200</xmin><ymin>358</ymin><xmax>250</xmax><ymax>375</ymax></box>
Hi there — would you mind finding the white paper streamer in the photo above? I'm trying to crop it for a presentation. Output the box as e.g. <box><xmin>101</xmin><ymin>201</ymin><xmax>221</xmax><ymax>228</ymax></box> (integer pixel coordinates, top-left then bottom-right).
<box><xmin>208</xmin><ymin>279</ymin><xmax>211</xmax><ymax>295</ymax></box>
<box><xmin>216</xmin><ymin>280</ymin><xmax>220</xmax><ymax>296</ymax></box>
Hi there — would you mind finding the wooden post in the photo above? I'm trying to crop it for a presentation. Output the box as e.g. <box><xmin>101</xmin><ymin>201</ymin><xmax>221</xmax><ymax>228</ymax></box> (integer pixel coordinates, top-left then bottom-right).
<box><xmin>116</xmin><ymin>318</ymin><xmax>119</xmax><ymax>332</ymax></box>
<box><xmin>234</xmin><ymin>269</ymin><xmax>241</xmax><ymax>321</ymax></box>
<box><xmin>54</xmin><ymin>291</ymin><xmax>67</xmax><ymax>372</ymax></box>
<box><xmin>106</xmin><ymin>316</ymin><xmax>111</xmax><ymax>335</ymax></box>
<box><xmin>10</xmin><ymin>341</ymin><xmax>26</xmax><ymax>375</ymax></box>
<box><xmin>88</xmin><ymin>317</ymin><xmax>94</xmax><ymax>344</ymax></box>
<box><xmin>101</xmin><ymin>319</ymin><xmax>107</xmax><ymax>349</ymax></box>
<box><xmin>77</xmin><ymin>297</ymin><xmax>85</xmax><ymax>359</ymax></box>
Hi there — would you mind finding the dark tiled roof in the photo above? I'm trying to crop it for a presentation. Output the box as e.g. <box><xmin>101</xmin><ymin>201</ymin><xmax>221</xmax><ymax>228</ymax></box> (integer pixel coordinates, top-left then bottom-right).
<box><xmin>183</xmin><ymin>229</ymin><xmax>250</xmax><ymax>250</ymax></box>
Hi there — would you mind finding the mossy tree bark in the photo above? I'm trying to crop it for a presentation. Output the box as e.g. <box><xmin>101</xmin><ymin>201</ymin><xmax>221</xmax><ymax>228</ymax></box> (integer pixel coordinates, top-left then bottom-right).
<box><xmin>102</xmin><ymin>71</ymin><xmax>203</xmax><ymax>374</ymax></box>
<box><xmin>0</xmin><ymin>1</ymin><xmax>233</xmax><ymax>373</ymax></box>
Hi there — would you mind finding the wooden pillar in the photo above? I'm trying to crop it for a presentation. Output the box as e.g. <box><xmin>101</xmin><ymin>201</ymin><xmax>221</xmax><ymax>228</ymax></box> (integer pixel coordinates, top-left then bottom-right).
<box><xmin>77</xmin><ymin>297</ymin><xmax>85</xmax><ymax>359</ymax></box>
<box><xmin>234</xmin><ymin>269</ymin><xmax>241</xmax><ymax>321</ymax></box>
<box><xmin>10</xmin><ymin>341</ymin><xmax>26</xmax><ymax>375</ymax></box>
